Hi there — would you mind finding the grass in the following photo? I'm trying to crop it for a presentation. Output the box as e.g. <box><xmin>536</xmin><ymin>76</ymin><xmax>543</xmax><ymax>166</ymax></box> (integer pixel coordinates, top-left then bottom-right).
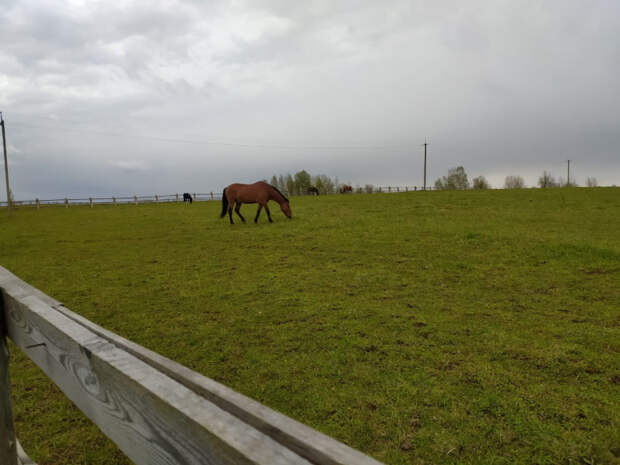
<box><xmin>1</xmin><ymin>188</ymin><xmax>619</xmax><ymax>465</ymax></box>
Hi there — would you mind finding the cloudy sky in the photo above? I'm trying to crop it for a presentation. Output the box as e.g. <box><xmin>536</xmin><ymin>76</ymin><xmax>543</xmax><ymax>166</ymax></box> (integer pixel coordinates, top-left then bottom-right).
<box><xmin>1</xmin><ymin>0</ymin><xmax>619</xmax><ymax>199</ymax></box>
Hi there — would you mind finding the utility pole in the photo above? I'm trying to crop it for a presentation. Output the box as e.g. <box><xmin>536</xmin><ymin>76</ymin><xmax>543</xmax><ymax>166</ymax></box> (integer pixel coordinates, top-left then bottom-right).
<box><xmin>567</xmin><ymin>160</ymin><xmax>570</xmax><ymax>187</ymax></box>
<box><xmin>423</xmin><ymin>139</ymin><xmax>428</xmax><ymax>191</ymax></box>
<box><xmin>1</xmin><ymin>112</ymin><xmax>10</xmax><ymax>216</ymax></box>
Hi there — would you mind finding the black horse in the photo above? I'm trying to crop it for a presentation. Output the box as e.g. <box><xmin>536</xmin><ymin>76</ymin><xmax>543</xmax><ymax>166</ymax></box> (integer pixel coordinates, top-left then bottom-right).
<box><xmin>183</xmin><ymin>193</ymin><xmax>193</xmax><ymax>203</ymax></box>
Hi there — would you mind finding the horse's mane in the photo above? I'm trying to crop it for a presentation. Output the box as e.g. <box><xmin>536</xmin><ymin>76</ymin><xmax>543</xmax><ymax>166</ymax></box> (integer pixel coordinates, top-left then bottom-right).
<box><xmin>269</xmin><ymin>184</ymin><xmax>289</xmax><ymax>203</ymax></box>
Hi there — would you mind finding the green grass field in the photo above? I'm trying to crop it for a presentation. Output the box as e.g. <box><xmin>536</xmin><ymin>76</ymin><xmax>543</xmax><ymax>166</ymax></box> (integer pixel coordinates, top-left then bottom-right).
<box><xmin>1</xmin><ymin>188</ymin><xmax>619</xmax><ymax>465</ymax></box>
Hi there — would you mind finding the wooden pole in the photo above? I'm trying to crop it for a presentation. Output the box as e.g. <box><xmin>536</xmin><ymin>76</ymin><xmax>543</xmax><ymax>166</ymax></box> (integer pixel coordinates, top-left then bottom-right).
<box><xmin>89</xmin><ymin>197</ymin><xmax>93</xmax><ymax>208</ymax></box>
<box><xmin>0</xmin><ymin>302</ymin><xmax>18</xmax><ymax>465</ymax></box>
<box><xmin>64</xmin><ymin>198</ymin><xmax>68</xmax><ymax>208</ymax></box>
<box><xmin>193</xmin><ymin>193</ymin><xmax>197</xmax><ymax>202</ymax></box>
<box><xmin>567</xmin><ymin>160</ymin><xmax>570</xmax><ymax>187</ymax></box>
<box><xmin>134</xmin><ymin>195</ymin><xmax>137</xmax><ymax>206</ymax></box>
<box><xmin>210</xmin><ymin>192</ymin><xmax>213</xmax><ymax>200</ymax></box>
<box><xmin>423</xmin><ymin>140</ymin><xmax>427</xmax><ymax>191</ymax></box>
<box><xmin>176</xmin><ymin>193</ymin><xmax>179</xmax><ymax>202</ymax></box>
<box><xmin>113</xmin><ymin>197</ymin><xmax>116</xmax><ymax>206</ymax></box>
<box><xmin>36</xmin><ymin>198</ymin><xmax>40</xmax><ymax>209</ymax></box>
<box><xmin>1</xmin><ymin>114</ymin><xmax>11</xmax><ymax>216</ymax></box>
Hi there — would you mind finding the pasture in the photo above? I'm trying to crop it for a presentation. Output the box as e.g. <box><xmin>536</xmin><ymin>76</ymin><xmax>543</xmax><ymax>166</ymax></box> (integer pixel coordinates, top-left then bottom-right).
<box><xmin>1</xmin><ymin>188</ymin><xmax>619</xmax><ymax>465</ymax></box>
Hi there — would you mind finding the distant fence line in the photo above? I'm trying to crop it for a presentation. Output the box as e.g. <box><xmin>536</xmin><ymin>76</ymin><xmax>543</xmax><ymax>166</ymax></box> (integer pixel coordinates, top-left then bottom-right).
<box><xmin>0</xmin><ymin>186</ymin><xmax>434</xmax><ymax>209</ymax></box>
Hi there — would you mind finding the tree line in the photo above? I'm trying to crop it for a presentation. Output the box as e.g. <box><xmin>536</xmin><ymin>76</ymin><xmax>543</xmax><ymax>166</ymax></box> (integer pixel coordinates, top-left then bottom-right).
<box><xmin>267</xmin><ymin>170</ymin><xmax>344</xmax><ymax>195</ymax></box>
<box><xmin>263</xmin><ymin>167</ymin><xmax>600</xmax><ymax>196</ymax></box>
<box><xmin>434</xmin><ymin>166</ymin><xmax>598</xmax><ymax>190</ymax></box>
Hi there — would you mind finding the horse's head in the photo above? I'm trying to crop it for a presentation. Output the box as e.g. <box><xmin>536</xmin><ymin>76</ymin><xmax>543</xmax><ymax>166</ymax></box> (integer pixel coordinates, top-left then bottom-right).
<box><xmin>280</xmin><ymin>201</ymin><xmax>292</xmax><ymax>219</ymax></box>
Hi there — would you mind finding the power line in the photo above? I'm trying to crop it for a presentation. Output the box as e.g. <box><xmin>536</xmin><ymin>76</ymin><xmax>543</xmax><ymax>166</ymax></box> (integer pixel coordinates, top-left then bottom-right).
<box><xmin>9</xmin><ymin>121</ymin><xmax>418</xmax><ymax>151</ymax></box>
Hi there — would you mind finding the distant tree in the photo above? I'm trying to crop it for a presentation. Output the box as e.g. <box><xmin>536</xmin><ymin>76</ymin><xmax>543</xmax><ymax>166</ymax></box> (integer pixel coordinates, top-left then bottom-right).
<box><xmin>472</xmin><ymin>176</ymin><xmax>491</xmax><ymax>189</ymax></box>
<box><xmin>538</xmin><ymin>171</ymin><xmax>557</xmax><ymax>188</ymax></box>
<box><xmin>504</xmin><ymin>175</ymin><xmax>525</xmax><ymax>189</ymax></box>
<box><xmin>435</xmin><ymin>166</ymin><xmax>470</xmax><ymax>190</ymax></box>
<box><xmin>270</xmin><ymin>175</ymin><xmax>278</xmax><ymax>189</ymax></box>
<box><xmin>278</xmin><ymin>174</ymin><xmax>285</xmax><ymax>192</ymax></box>
<box><xmin>586</xmin><ymin>177</ymin><xmax>598</xmax><ymax>187</ymax></box>
<box><xmin>313</xmin><ymin>175</ymin><xmax>324</xmax><ymax>193</ymax></box>
<box><xmin>285</xmin><ymin>174</ymin><xmax>295</xmax><ymax>195</ymax></box>
<box><xmin>320</xmin><ymin>174</ymin><xmax>336</xmax><ymax>194</ymax></box>
<box><xmin>293</xmin><ymin>170</ymin><xmax>311</xmax><ymax>195</ymax></box>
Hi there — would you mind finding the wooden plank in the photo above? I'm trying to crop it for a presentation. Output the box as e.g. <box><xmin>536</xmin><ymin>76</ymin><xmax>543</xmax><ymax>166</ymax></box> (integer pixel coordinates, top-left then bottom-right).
<box><xmin>0</xmin><ymin>296</ymin><xmax>18</xmax><ymax>465</ymax></box>
<box><xmin>0</xmin><ymin>267</ymin><xmax>383</xmax><ymax>465</ymax></box>
<box><xmin>0</xmin><ymin>274</ymin><xmax>313</xmax><ymax>465</ymax></box>
<box><xmin>0</xmin><ymin>266</ymin><xmax>384</xmax><ymax>465</ymax></box>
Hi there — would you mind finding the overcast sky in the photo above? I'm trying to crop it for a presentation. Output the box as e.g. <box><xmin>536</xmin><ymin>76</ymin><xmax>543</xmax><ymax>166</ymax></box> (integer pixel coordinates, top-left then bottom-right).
<box><xmin>1</xmin><ymin>0</ymin><xmax>619</xmax><ymax>199</ymax></box>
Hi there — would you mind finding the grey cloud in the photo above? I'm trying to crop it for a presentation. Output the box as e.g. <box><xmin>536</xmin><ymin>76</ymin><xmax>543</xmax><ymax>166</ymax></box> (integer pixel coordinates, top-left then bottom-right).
<box><xmin>1</xmin><ymin>0</ymin><xmax>619</xmax><ymax>200</ymax></box>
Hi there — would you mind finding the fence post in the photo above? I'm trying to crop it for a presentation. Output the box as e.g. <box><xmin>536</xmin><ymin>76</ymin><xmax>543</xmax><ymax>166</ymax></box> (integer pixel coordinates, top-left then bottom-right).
<box><xmin>89</xmin><ymin>197</ymin><xmax>93</xmax><ymax>208</ymax></box>
<box><xmin>194</xmin><ymin>193</ymin><xmax>197</xmax><ymax>202</ymax></box>
<box><xmin>36</xmin><ymin>198</ymin><xmax>40</xmax><ymax>209</ymax></box>
<box><xmin>405</xmin><ymin>186</ymin><xmax>408</xmax><ymax>192</ymax></box>
<box><xmin>64</xmin><ymin>198</ymin><xmax>68</xmax><ymax>208</ymax></box>
<box><xmin>210</xmin><ymin>192</ymin><xmax>213</xmax><ymax>200</ymax></box>
<box><xmin>113</xmin><ymin>197</ymin><xmax>116</xmax><ymax>206</ymax></box>
<box><xmin>396</xmin><ymin>186</ymin><xmax>399</xmax><ymax>192</ymax></box>
<box><xmin>1</xmin><ymin>304</ymin><xmax>19</xmax><ymax>465</ymax></box>
<box><xmin>414</xmin><ymin>186</ymin><xmax>417</xmax><ymax>191</ymax></box>
<box><xmin>388</xmin><ymin>186</ymin><xmax>391</xmax><ymax>193</ymax></box>
<box><xmin>155</xmin><ymin>194</ymin><xmax>158</xmax><ymax>202</ymax></box>
<box><xmin>176</xmin><ymin>193</ymin><xmax>179</xmax><ymax>202</ymax></box>
<box><xmin>378</xmin><ymin>186</ymin><xmax>382</xmax><ymax>193</ymax></box>
<box><xmin>134</xmin><ymin>195</ymin><xmax>137</xmax><ymax>206</ymax></box>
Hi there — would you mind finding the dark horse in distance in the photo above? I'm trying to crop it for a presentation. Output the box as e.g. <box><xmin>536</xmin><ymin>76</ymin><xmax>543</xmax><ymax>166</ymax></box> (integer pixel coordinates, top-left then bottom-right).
<box><xmin>183</xmin><ymin>192</ymin><xmax>193</xmax><ymax>203</ymax></box>
<box><xmin>307</xmin><ymin>186</ymin><xmax>319</xmax><ymax>196</ymax></box>
<box><xmin>220</xmin><ymin>181</ymin><xmax>292</xmax><ymax>224</ymax></box>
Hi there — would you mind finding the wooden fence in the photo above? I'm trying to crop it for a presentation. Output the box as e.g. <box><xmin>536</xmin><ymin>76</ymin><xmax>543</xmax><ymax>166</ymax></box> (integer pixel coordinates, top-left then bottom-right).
<box><xmin>0</xmin><ymin>266</ymin><xmax>383</xmax><ymax>465</ymax></box>
<box><xmin>0</xmin><ymin>186</ymin><xmax>433</xmax><ymax>209</ymax></box>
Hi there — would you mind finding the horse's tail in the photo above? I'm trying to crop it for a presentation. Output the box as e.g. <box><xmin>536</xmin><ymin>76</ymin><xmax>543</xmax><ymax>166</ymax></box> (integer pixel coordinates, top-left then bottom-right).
<box><xmin>220</xmin><ymin>188</ymin><xmax>228</xmax><ymax>218</ymax></box>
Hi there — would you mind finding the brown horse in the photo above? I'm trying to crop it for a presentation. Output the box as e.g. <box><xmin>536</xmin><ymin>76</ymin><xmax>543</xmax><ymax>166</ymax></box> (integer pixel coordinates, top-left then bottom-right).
<box><xmin>340</xmin><ymin>185</ymin><xmax>353</xmax><ymax>194</ymax></box>
<box><xmin>220</xmin><ymin>182</ymin><xmax>292</xmax><ymax>224</ymax></box>
<box><xmin>307</xmin><ymin>186</ymin><xmax>319</xmax><ymax>196</ymax></box>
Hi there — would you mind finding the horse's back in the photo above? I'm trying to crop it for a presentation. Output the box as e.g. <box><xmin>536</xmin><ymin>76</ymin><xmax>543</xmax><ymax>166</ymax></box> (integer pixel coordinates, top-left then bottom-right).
<box><xmin>226</xmin><ymin>182</ymin><xmax>270</xmax><ymax>203</ymax></box>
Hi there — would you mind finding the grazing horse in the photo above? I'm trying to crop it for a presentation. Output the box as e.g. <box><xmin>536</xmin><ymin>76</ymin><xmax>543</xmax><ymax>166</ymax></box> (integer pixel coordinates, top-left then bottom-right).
<box><xmin>307</xmin><ymin>186</ymin><xmax>319</xmax><ymax>196</ymax></box>
<box><xmin>183</xmin><ymin>192</ymin><xmax>193</xmax><ymax>203</ymax></box>
<box><xmin>220</xmin><ymin>181</ymin><xmax>292</xmax><ymax>224</ymax></box>
<box><xmin>340</xmin><ymin>185</ymin><xmax>353</xmax><ymax>194</ymax></box>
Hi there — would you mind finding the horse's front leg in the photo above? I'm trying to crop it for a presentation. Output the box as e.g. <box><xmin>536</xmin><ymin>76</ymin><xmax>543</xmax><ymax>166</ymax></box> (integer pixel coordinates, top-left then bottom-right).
<box><xmin>264</xmin><ymin>203</ymin><xmax>273</xmax><ymax>223</ymax></box>
<box><xmin>254</xmin><ymin>204</ymin><xmax>262</xmax><ymax>223</ymax></box>
<box><xmin>235</xmin><ymin>202</ymin><xmax>246</xmax><ymax>223</ymax></box>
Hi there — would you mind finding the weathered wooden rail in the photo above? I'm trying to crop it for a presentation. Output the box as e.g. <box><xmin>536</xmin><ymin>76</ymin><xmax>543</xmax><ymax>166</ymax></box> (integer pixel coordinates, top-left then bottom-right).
<box><xmin>0</xmin><ymin>266</ymin><xmax>383</xmax><ymax>465</ymax></box>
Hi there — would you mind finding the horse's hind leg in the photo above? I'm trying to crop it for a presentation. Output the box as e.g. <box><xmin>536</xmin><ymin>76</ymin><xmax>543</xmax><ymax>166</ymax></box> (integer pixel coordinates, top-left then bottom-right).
<box><xmin>235</xmin><ymin>202</ymin><xmax>246</xmax><ymax>223</ymax></box>
<box><xmin>254</xmin><ymin>205</ymin><xmax>262</xmax><ymax>223</ymax></box>
<box><xmin>228</xmin><ymin>204</ymin><xmax>234</xmax><ymax>224</ymax></box>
